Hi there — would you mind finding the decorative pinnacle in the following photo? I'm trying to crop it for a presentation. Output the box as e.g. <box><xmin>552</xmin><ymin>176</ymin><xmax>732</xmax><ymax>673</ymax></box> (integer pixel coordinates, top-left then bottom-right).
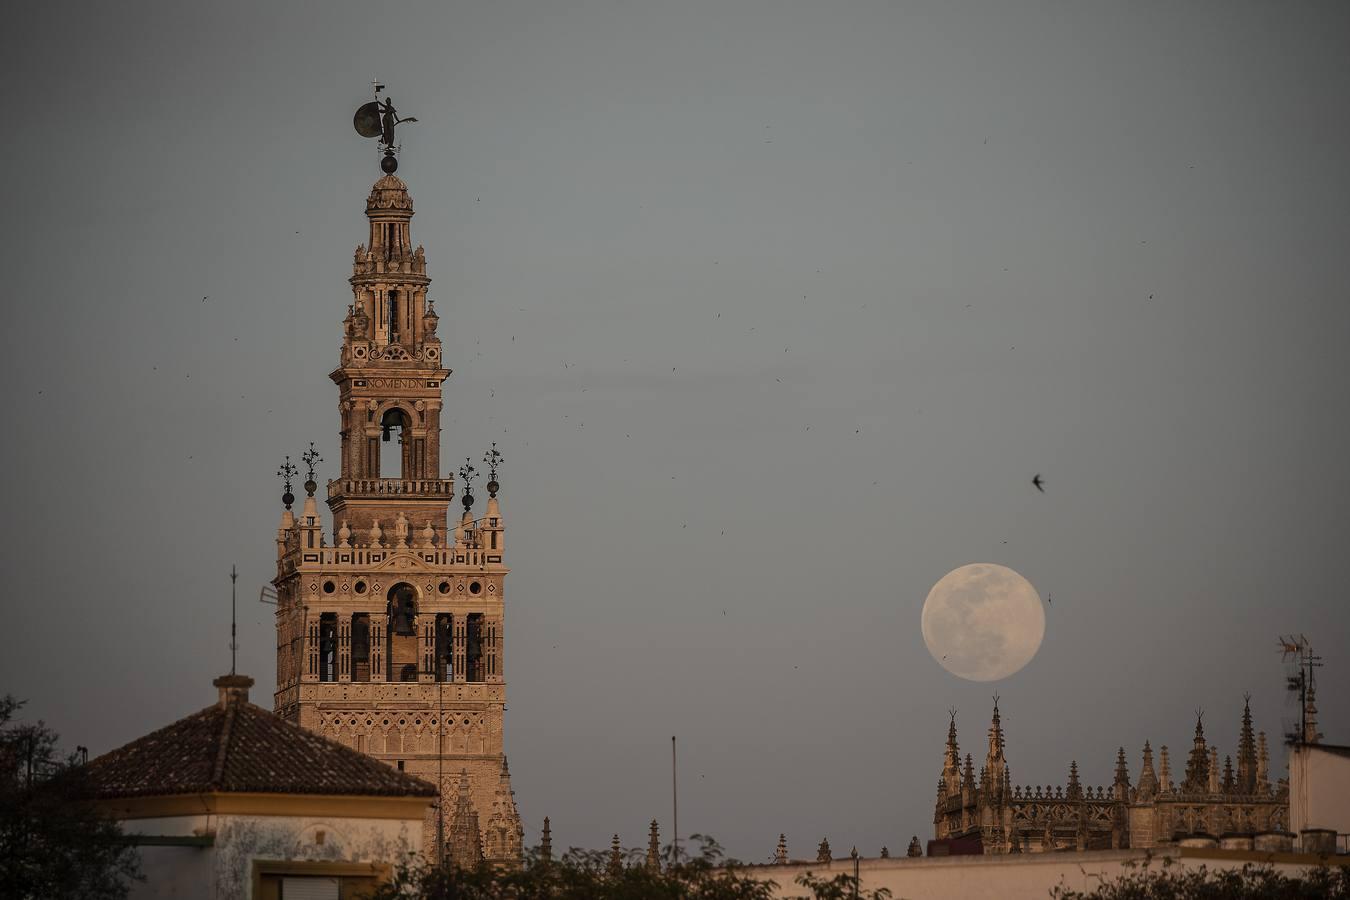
<box><xmin>277</xmin><ymin>456</ymin><xmax>298</xmax><ymax>508</ymax></box>
<box><xmin>484</xmin><ymin>442</ymin><xmax>502</xmax><ymax>496</ymax></box>
<box><xmin>302</xmin><ymin>442</ymin><xmax>323</xmax><ymax>495</ymax></box>
<box><xmin>459</xmin><ymin>458</ymin><xmax>477</xmax><ymax>509</ymax></box>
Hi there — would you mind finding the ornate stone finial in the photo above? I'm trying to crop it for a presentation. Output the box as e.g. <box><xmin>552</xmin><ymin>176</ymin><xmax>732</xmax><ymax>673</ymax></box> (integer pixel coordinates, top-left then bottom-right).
<box><xmin>460</xmin><ymin>459</ymin><xmax>477</xmax><ymax>510</ymax></box>
<box><xmin>394</xmin><ymin>512</ymin><xmax>409</xmax><ymax>548</ymax></box>
<box><xmin>1158</xmin><ymin>745</ymin><xmax>1173</xmax><ymax>795</ymax></box>
<box><xmin>815</xmin><ymin>838</ymin><xmax>832</xmax><ymax>864</ymax></box>
<box><xmin>646</xmin><ymin>820</ymin><xmax>661</xmax><ymax>872</ymax></box>
<box><xmin>774</xmin><ymin>834</ymin><xmax>788</xmax><ymax>864</ymax></box>
<box><xmin>421</xmin><ymin>520</ymin><xmax>436</xmax><ymax>549</ymax></box>
<box><xmin>338</xmin><ymin>520</ymin><xmax>351</xmax><ymax>548</ymax></box>
<box><xmin>484</xmin><ymin>442</ymin><xmax>502</xmax><ymax>497</ymax></box>
<box><xmin>447</xmin><ymin>769</ymin><xmax>483</xmax><ymax>870</ymax></box>
<box><xmin>1066</xmin><ymin>760</ymin><xmax>1082</xmax><ymax>801</ymax></box>
<box><xmin>1137</xmin><ymin>740</ymin><xmax>1158</xmax><ymax>801</ymax></box>
<box><xmin>483</xmin><ymin>757</ymin><xmax>524</xmax><ymax>862</ymax></box>
<box><xmin>1222</xmin><ymin>754</ymin><xmax>1236</xmax><ymax>794</ymax></box>
<box><xmin>277</xmin><ymin>456</ymin><xmax>297</xmax><ymax>509</ymax></box>
<box><xmin>1113</xmin><ymin>747</ymin><xmax>1131</xmax><ymax>800</ymax></box>
<box><xmin>1237</xmin><ymin>694</ymin><xmax>1258</xmax><ymax>793</ymax></box>
<box><xmin>369</xmin><ymin>519</ymin><xmax>383</xmax><ymax>548</ymax></box>
<box><xmin>302</xmin><ymin>442</ymin><xmax>323</xmax><ymax>496</ymax></box>
<box><xmin>962</xmin><ymin>753</ymin><xmax>976</xmax><ymax>791</ymax></box>
<box><xmin>539</xmin><ymin>816</ymin><xmax>553</xmax><ymax>863</ymax></box>
<box><xmin>607</xmin><ymin>834</ymin><xmax>623</xmax><ymax>876</ymax></box>
<box><xmin>1183</xmin><ymin>712</ymin><xmax>1210</xmax><ymax>794</ymax></box>
<box><xmin>1207</xmin><ymin>746</ymin><xmax>1220</xmax><ymax>794</ymax></box>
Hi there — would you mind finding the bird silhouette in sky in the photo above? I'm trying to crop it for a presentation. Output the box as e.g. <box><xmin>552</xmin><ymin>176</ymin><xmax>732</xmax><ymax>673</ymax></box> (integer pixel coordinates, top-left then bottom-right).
<box><xmin>1032</xmin><ymin>474</ymin><xmax>1045</xmax><ymax>492</ymax></box>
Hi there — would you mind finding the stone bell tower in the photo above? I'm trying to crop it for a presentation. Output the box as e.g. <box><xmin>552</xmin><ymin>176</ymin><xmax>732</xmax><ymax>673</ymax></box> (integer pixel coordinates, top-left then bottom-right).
<box><xmin>271</xmin><ymin>170</ymin><xmax>523</xmax><ymax>865</ymax></box>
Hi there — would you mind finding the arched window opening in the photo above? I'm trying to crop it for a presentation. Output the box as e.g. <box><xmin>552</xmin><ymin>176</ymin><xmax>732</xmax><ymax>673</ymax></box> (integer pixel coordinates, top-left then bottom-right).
<box><xmin>386</xmin><ymin>583</ymin><xmax>419</xmax><ymax>681</ymax></box>
<box><xmin>399</xmin><ymin>664</ymin><xmax>418</xmax><ymax>683</ymax></box>
<box><xmin>466</xmin><ymin>613</ymin><xmax>485</xmax><ymax>683</ymax></box>
<box><xmin>388</xmin><ymin>290</ymin><xmax>400</xmax><ymax>341</ymax></box>
<box><xmin>351</xmin><ymin>614</ymin><xmax>370</xmax><ymax>682</ymax></box>
<box><xmin>318</xmin><ymin>613</ymin><xmax>338</xmax><ymax>683</ymax></box>
<box><xmin>379</xmin><ymin>408</ymin><xmax>412</xmax><ymax>479</ymax></box>
<box><xmin>435</xmin><ymin>614</ymin><xmax>453</xmax><ymax>682</ymax></box>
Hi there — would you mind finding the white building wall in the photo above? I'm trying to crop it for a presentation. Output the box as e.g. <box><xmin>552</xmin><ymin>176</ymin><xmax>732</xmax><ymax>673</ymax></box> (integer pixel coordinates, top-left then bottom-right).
<box><xmin>120</xmin><ymin>812</ymin><xmax>423</xmax><ymax>900</ymax></box>
<box><xmin>745</xmin><ymin>849</ymin><xmax>1343</xmax><ymax>900</ymax></box>
<box><xmin>1290</xmin><ymin>745</ymin><xmax>1350</xmax><ymax>843</ymax></box>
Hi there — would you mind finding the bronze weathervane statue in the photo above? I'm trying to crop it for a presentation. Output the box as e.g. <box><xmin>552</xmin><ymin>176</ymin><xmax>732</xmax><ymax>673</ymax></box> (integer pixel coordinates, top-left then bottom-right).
<box><xmin>354</xmin><ymin>81</ymin><xmax>419</xmax><ymax>174</ymax></box>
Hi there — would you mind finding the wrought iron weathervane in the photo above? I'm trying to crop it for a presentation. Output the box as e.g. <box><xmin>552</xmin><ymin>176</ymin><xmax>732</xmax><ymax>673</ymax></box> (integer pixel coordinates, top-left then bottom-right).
<box><xmin>353</xmin><ymin>80</ymin><xmax>419</xmax><ymax>174</ymax></box>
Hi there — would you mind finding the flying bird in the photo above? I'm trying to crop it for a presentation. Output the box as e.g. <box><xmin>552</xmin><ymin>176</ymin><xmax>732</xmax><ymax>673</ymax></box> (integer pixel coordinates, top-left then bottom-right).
<box><xmin>1032</xmin><ymin>474</ymin><xmax>1044</xmax><ymax>492</ymax></box>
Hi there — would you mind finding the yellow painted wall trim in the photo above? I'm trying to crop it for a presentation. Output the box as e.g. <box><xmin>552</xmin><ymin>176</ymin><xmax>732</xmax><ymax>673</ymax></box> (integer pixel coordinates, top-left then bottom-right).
<box><xmin>96</xmin><ymin>791</ymin><xmax>433</xmax><ymax>821</ymax></box>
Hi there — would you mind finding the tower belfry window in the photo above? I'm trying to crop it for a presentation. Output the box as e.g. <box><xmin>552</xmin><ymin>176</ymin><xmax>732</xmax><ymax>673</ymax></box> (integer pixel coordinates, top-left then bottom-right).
<box><xmin>318</xmin><ymin>613</ymin><xmax>338</xmax><ymax>683</ymax></box>
<box><xmin>388</xmin><ymin>290</ymin><xmax>399</xmax><ymax>339</ymax></box>
<box><xmin>466</xmin><ymin>613</ymin><xmax>484</xmax><ymax>683</ymax></box>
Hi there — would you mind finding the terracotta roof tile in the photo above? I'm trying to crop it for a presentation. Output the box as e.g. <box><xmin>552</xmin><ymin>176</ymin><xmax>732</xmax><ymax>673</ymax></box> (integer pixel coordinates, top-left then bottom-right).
<box><xmin>86</xmin><ymin>694</ymin><xmax>436</xmax><ymax>800</ymax></box>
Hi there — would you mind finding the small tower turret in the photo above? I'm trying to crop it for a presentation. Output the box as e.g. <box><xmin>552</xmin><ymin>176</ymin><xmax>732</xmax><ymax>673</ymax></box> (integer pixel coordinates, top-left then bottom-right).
<box><xmin>1136</xmin><ymin>741</ymin><xmax>1158</xmax><ymax>801</ymax></box>
<box><xmin>1237</xmin><ymin>694</ymin><xmax>1258</xmax><ymax>794</ymax></box>
<box><xmin>1066</xmin><ymin>760</ymin><xmax>1083</xmax><ymax>801</ymax></box>
<box><xmin>1182</xmin><ymin>713</ymin><xmax>1210</xmax><ymax>794</ymax></box>
<box><xmin>539</xmin><ymin>817</ymin><xmax>553</xmax><ymax>863</ymax></box>
<box><xmin>646</xmin><ymin>820</ymin><xmax>661</xmax><ymax>872</ymax></box>
<box><xmin>1113</xmin><ymin>747</ymin><xmax>1131</xmax><ymax>801</ymax></box>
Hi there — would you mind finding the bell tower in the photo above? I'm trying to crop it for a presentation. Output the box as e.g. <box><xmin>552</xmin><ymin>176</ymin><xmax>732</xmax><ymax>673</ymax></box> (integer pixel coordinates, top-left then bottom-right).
<box><xmin>271</xmin><ymin>164</ymin><xmax>523</xmax><ymax>866</ymax></box>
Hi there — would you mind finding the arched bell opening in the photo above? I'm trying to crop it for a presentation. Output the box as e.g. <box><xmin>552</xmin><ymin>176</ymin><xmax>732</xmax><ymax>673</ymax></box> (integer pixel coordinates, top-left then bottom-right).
<box><xmin>378</xmin><ymin>407</ymin><xmax>413</xmax><ymax>479</ymax></box>
<box><xmin>318</xmin><ymin>613</ymin><xmax>338</xmax><ymax>683</ymax></box>
<box><xmin>385</xmin><ymin>582</ymin><xmax>419</xmax><ymax>681</ymax></box>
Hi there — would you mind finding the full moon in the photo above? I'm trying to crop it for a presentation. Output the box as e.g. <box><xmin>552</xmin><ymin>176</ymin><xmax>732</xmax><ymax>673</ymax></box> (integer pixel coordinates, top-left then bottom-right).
<box><xmin>921</xmin><ymin>563</ymin><xmax>1046</xmax><ymax>681</ymax></box>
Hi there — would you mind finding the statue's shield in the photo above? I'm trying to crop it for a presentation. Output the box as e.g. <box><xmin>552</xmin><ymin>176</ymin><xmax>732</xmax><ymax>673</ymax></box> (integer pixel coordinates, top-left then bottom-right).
<box><xmin>353</xmin><ymin>102</ymin><xmax>382</xmax><ymax>139</ymax></box>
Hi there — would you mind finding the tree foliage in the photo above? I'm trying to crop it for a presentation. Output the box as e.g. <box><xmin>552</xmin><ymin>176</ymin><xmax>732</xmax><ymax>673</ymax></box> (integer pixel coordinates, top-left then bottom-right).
<box><xmin>1052</xmin><ymin>856</ymin><xmax>1350</xmax><ymax>900</ymax></box>
<box><xmin>365</xmin><ymin>835</ymin><xmax>891</xmax><ymax>900</ymax></box>
<box><xmin>0</xmin><ymin>695</ymin><xmax>141</xmax><ymax>900</ymax></box>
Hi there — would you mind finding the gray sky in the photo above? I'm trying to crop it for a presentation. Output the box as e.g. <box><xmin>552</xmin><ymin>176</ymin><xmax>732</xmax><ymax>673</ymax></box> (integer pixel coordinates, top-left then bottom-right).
<box><xmin>2</xmin><ymin>0</ymin><xmax>1348</xmax><ymax>861</ymax></box>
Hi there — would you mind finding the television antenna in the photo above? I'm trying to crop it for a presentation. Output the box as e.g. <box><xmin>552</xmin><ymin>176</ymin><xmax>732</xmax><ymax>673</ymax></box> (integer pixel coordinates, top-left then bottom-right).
<box><xmin>1278</xmin><ymin>634</ymin><xmax>1322</xmax><ymax>744</ymax></box>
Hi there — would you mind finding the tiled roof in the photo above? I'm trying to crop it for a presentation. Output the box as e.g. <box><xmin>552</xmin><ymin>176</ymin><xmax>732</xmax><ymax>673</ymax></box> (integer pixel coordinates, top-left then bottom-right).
<box><xmin>86</xmin><ymin>681</ymin><xmax>436</xmax><ymax>800</ymax></box>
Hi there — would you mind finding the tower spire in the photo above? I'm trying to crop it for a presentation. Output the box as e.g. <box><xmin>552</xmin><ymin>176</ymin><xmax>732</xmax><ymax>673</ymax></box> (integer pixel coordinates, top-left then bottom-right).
<box><xmin>941</xmin><ymin>709</ymin><xmax>961</xmax><ymax>797</ymax></box>
<box><xmin>646</xmin><ymin>820</ymin><xmax>662</xmax><ymax>872</ymax></box>
<box><xmin>985</xmin><ymin>697</ymin><xmax>1008</xmax><ymax>797</ymax></box>
<box><xmin>1182</xmin><ymin>711</ymin><xmax>1209</xmax><ymax>793</ymax></box>
<box><xmin>1066</xmin><ymin>760</ymin><xmax>1082</xmax><ymax>801</ymax></box>
<box><xmin>539</xmin><ymin>817</ymin><xmax>553</xmax><ymax>862</ymax></box>
<box><xmin>1112</xmin><ymin>747</ymin><xmax>1130</xmax><ymax>800</ymax></box>
<box><xmin>1237</xmin><ymin>694</ymin><xmax>1257</xmax><ymax>793</ymax></box>
<box><xmin>270</xmin><ymin>155</ymin><xmax>520</xmax><ymax>869</ymax></box>
<box><xmin>1136</xmin><ymin>741</ymin><xmax>1158</xmax><ymax>801</ymax></box>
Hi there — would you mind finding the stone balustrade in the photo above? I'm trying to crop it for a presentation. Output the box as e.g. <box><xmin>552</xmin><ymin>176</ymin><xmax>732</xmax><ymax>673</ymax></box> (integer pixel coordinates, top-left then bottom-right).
<box><xmin>328</xmin><ymin>477</ymin><xmax>455</xmax><ymax>499</ymax></box>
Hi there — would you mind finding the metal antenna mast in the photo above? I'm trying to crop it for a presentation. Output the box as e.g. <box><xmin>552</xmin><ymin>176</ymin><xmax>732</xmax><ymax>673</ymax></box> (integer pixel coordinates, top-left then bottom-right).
<box><xmin>230</xmin><ymin>564</ymin><xmax>238</xmax><ymax>674</ymax></box>
<box><xmin>672</xmin><ymin>735</ymin><xmax>679</xmax><ymax>863</ymax></box>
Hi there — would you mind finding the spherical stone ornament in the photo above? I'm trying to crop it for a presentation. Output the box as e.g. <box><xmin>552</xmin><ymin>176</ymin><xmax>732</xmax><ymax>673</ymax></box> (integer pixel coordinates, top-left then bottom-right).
<box><xmin>381</xmin><ymin>153</ymin><xmax>399</xmax><ymax>175</ymax></box>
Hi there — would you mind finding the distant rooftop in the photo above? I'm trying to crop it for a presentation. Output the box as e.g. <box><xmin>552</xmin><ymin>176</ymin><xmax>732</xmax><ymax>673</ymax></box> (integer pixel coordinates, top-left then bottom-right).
<box><xmin>85</xmin><ymin>674</ymin><xmax>436</xmax><ymax>800</ymax></box>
